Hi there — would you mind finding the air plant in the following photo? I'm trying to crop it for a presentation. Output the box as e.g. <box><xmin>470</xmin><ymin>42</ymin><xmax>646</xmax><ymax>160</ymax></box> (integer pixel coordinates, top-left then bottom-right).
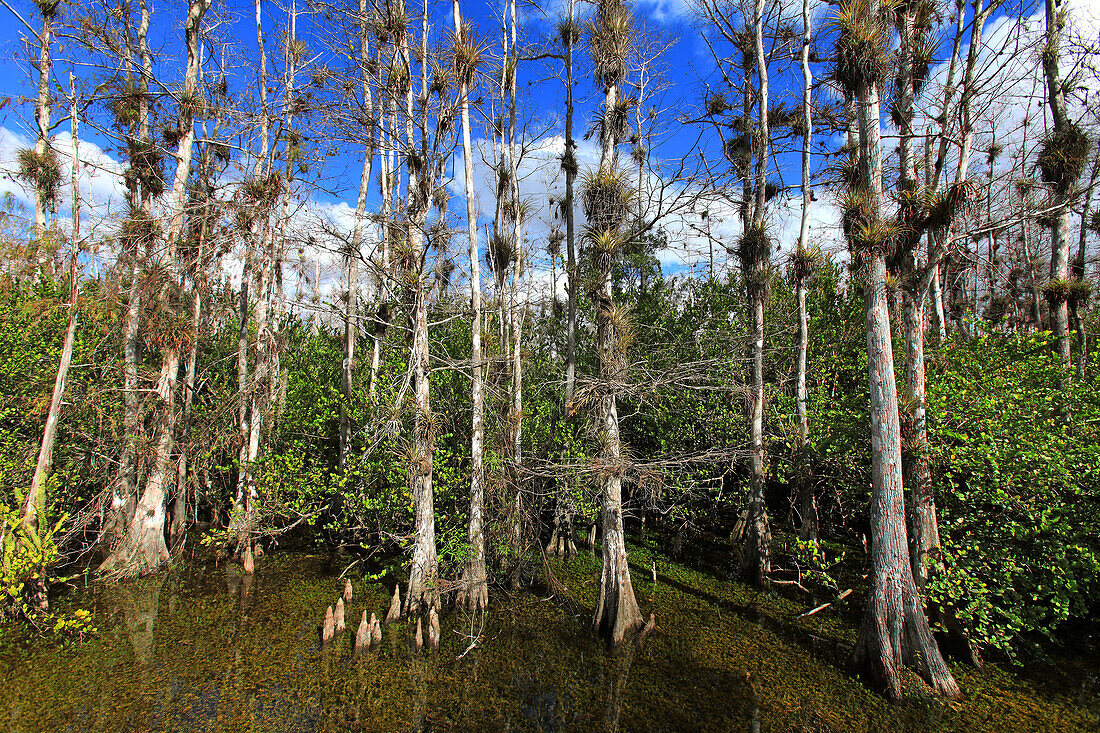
<box><xmin>827</xmin><ymin>0</ymin><xmax>895</xmax><ymax>94</ymax></box>
<box><xmin>736</xmin><ymin>222</ymin><xmax>774</xmax><ymax>300</ymax></box>
<box><xmin>587</xmin><ymin>0</ymin><xmax>631</xmax><ymax>88</ymax></box>
<box><xmin>241</xmin><ymin>172</ymin><xmax>283</xmax><ymax>211</ymax></box>
<box><xmin>110</xmin><ymin>83</ymin><xmax>144</xmax><ymax>128</ymax></box>
<box><xmin>1037</xmin><ymin>124</ymin><xmax>1091</xmax><ymax>195</ymax></box>
<box><xmin>706</xmin><ymin>93</ymin><xmax>730</xmax><ymax>117</ymax></box>
<box><xmin>557</xmin><ymin>17</ymin><xmax>581</xmax><ymax>48</ymax></box>
<box><xmin>1042</xmin><ymin>278</ymin><xmax>1091</xmax><ymax>306</ymax></box>
<box><xmin>584</xmin><ymin>227</ymin><xmax>625</xmax><ymax>275</ymax></box>
<box><xmin>486</xmin><ymin>233</ymin><xmax>515</xmax><ymax>285</ymax></box>
<box><xmin>605</xmin><ymin>302</ymin><xmax>636</xmax><ymax>354</ymax></box>
<box><xmin>429</xmin><ymin>59</ymin><xmax>452</xmax><ymax>98</ymax></box>
<box><xmin>120</xmin><ymin>207</ymin><xmax>163</xmax><ymax>249</ymax></box>
<box><xmin>909</xmin><ymin>32</ymin><xmax>938</xmax><ymax>94</ymax></box>
<box><xmin>16</xmin><ymin>147</ymin><xmax>62</xmax><ymax>210</ymax></box>
<box><xmin>581</xmin><ymin>168</ymin><xmax>634</xmax><ymax>232</ymax></box>
<box><xmin>606</xmin><ymin>95</ymin><xmax>637</xmax><ymax>143</ymax></box>
<box><xmin>450</xmin><ymin>23</ymin><xmax>486</xmax><ymax>86</ymax></box>
<box><xmin>34</xmin><ymin>0</ymin><xmax>62</xmax><ymax>19</ymax></box>
<box><xmin>561</xmin><ymin>148</ymin><xmax>578</xmax><ymax>177</ymax></box>
<box><xmin>124</xmin><ymin>140</ymin><xmax>166</xmax><ymax>199</ymax></box>
<box><xmin>791</xmin><ymin>243</ymin><xmax>822</xmax><ymax>283</ymax></box>
<box><xmin>924</xmin><ymin>179</ymin><xmax>977</xmax><ymax>233</ymax></box>
<box><xmin>724</xmin><ymin>134</ymin><xmax>752</xmax><ymax>177</ymax></box>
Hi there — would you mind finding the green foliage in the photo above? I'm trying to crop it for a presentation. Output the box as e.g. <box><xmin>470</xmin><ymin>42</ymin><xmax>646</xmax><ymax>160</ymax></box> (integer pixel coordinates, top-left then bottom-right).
<box><xmin>924</xmin><ymin>330</ymin><xmax>1100</xmax><ymax>656</ymax></box>
<box><xmin>792</xmin><ymin>537</ymin><xmax>847</xmax><ymax>591</ymax></box>
<box><xmin>1</xmin><ymin>500</ymin><xmax>96</xmax><ymax>638</ymax></box>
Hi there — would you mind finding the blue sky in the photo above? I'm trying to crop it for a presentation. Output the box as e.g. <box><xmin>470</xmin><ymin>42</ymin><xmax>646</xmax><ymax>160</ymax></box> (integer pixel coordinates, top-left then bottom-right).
<box><xmin>0</xmin><ymin>0</ymin><xmax>1097</xmax><ymax>297</ymax></box>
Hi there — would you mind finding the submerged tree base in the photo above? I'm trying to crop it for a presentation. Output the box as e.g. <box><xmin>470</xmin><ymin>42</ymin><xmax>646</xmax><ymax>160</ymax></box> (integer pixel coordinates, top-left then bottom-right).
<box><xmin>1</xmin><ymin>544</ymin><xmax>1096</xmax><ymax>732</ymax></box>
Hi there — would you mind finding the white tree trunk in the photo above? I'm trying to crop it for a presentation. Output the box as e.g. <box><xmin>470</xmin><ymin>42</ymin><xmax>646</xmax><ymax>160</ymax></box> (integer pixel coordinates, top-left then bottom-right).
<box><xmin>454</xmin><ymin>0</ymin><xmax>488</xmax><ymax>613</ymax></box>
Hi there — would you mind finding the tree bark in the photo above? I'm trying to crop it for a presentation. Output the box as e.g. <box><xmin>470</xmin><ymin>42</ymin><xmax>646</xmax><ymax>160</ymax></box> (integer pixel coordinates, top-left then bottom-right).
<box><xmin>1043</xmin><ymin>0</ymin><xmax>1071</xmax><ymax>367</ymax></box>
<box><xmin>588</xmin><ymin>0</ymin><xmax>643</xmax><ymax>645</ymax></box>
<box><xmin>794</xmin><ymin>0</ymin><xmax>816</xmax><ymax>543</ymax></box>
<box><xmin>1072</xmin><ymin>147</ymin><xmax>1100</xmax><ymax>378</ymax></box>
<box><xmin>339</xmin><ymin>2</ymin><xmax>375</xmax><ymax>468</ymax></box>
<box><xmin>454</xmin><ymin>0</ymin><xmax>488</xmax><ymax>613</ymax></box>
<box><xmin>847</xmin><ymin>38</ymin><xmax>959</xmax><ymax>693</ymax></box>
<box><xmin>853</xmin><ymin>252</ymin><xmax>960</xmax><ymax>700</ymax></box>
<box><xmin>403</xmin><ymin>7</ymin><xmax>438</xmax><ymax>615</ymax></box>
<box><xmin>31</xmin><ymin>1</ymin><xmax>54</xmax><ymax>239</ymax></box>
<box><xmin>110</xmin><ymin>0</ymin><xmax>154</xmax><ymax>553</ymax></box>
<box><xmin>101</xmin><ymin>0</ymin><xmax>210</xmax><ymax>577</ymax></box>
<box><xmin>563</xmin><ymin>0</ymin><xmax>578</xmax><ymax>408</ymax></box>
<box><xmin>741</xmin><ymin>0</ymin><xmax>771</xmax><ymax>586</ymax></box>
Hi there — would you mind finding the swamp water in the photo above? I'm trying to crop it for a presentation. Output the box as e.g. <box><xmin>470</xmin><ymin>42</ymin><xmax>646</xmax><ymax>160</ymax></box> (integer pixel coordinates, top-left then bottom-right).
<box><xmin>1</xmin><ymin>547</ymin><xmax>1097</xmax><ymax>732</ymax></box>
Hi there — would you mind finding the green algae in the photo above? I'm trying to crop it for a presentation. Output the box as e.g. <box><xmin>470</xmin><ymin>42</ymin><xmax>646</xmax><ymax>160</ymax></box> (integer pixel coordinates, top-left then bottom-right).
<box><xmin>0</xmin><ymin>547</ymin><xmax>1096</xmax><ymax>732</ymax></box>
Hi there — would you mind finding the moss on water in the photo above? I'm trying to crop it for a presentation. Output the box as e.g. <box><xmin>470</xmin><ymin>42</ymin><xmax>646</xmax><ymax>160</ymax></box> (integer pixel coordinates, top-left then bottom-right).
<box><xmin>0</xmin><ymin>546</ymin><xmax>1096</xmax><ymax>732</ymax></box>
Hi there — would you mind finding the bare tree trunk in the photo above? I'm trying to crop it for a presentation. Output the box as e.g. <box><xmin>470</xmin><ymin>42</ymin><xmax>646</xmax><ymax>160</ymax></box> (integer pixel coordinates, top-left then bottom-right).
<box><xmin>1023</xmin><ymin>218</ymin><xmax>1043</xmax><ymax>327</ymax></box>
<box><xmin>793</xmin><ymin>0</ymin><xmax>816</xmax><ymax>543</ymax></box>
<box><xmin>110</xmin><ymin>0</ymin><xmax>154</xmax><ymax>552</ymax></box>
<box><xmin>172</xmin><ymin>66</ymin><xmax>220</xmax><ymax>551</ymax></box>
<box><xmin>101</xmin><ymin>0</ymin><xmax>210</xmax><ymax>577</ymax></box>
<box><xmin>1043</xmin><ymin>0</ymin><xmax>1072</xmax><ymax>367</ymax></box>
<box><xmin>20</xmin><ymin>70</ymin><xmax>83</xmax><ymax>573</ymax></box>
<box><xmin>928</xmin><ymin>265</ymin><xmax>946</xmax><ymax>341</ymax></box>
<box><xmin>368</xmin><ymin>101</ymin><xmax>396</xmax><ymax>403</ymax></box>
<box><xmin>563</xmin><ymin>0</ymin><xmax>578</xmax><ymax>408</ymax></box>
<box><xmin>31</xmin><ymin>2</ymin><xmax>54</xmax><ymax>239</ymax></box>
<box><xmin>896</xmin><ymin>1</ymin><xmax>939</xmax><ymax>592</ymax></box>
<box><xmin>231</xmin><ymin>0</ymin><xmax>273</xmax><ymax>557</ymax></box>
<box><xmin>505</xmin><ymin>0</ymin><xmax>526</xmax><ymax>588</ymax></box>
<box><xmin>1072</xmin><ymin>147</ymin><xmax>1100</xmax><ymax>378</ymax></box>
<box><xmin>740</xmin><ymin>0</ymin><xmax>771</xmax><ymax>586</ymax></box>
<box><xmin>846</xmin><ymin>22</ymin><xmax>959</xmax><ymax>690</ymax></box>
<box><xmin>588</xmin><ymin>0</ymin><xmax>643</xmax><ymax>646</ymax></box>
<box><xmin>854</xmin><ymin>253</ymin><xmax>960</xmax><ymax>700</ymax></box>
<box><xmin>794</xmin><ymin>279</ymin><xmax>815</xmax><ymax>540</ymax></box>
<box><xmin>340</xmin><ymin>151</ymin><xmax>369</xmax><ymax>468</ymax></box>
<box><xmin>403</xmin><ymin>2</ymin><xmax>438</xmax><ymax>615</ymax></box>
<box><xmin>453</xmin><ymin>0</ymin><xmax>487</xmax><ymax>613</ymax></box>
<box><xmin>340</xmin><ymin>4</ymin><xmax>375</xmax><ymax>469</ymax></box>
<box><xmin>19</xmin><ymin>249</ymin><xmax>78</xmax><ymax>609</ymax></box>
<box><xmin>172</xmin><ymin>271</ymin><xmax>200</xmax><ymax>550</ymax></box>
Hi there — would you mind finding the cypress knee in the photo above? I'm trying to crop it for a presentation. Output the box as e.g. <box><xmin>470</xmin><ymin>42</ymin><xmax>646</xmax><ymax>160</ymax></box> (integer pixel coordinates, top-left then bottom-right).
<box><xmin>343</xmin><ymin>579</ymin><xmax>353</xmax><ymax>603</ymax></box>
<box><xmin>355</xmin><ymin>610</ymin><xmax>369</xmax><ymax>651</ymax></box>
<box><xmin>414</xmin><ymin>617</ymin><xmax>423</xmax><ymax>652</ymax></box>
<box><xmin>370</xmin><ymin>613</ymin><xmax>382</xmax><ymax>647</ymax></box>
<box><xmin>428</xmin><ymin>607</ymin><xmax>440</xmax><ymax>650</ymax></box>
<box><xmin>386</xmin><ymin>585</ymin><xmax>401</xmax><ymax>623</ymax></box>
<box><xmin>335</xmin><ymin>597</ymin><xmax>345</xmax><ymax>634</ymax></box>
<box><xmin>322</xmin><ymin>606</ymin><xmax>334</xmax><ymax>645</ymax></box>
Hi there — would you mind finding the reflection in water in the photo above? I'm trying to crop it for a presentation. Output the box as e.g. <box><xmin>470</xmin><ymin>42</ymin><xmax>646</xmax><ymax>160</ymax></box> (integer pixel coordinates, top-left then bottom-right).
<box><xmin>603</xmin><ymin>647</ymin><xmax>635</xmax><ymax>733</ymax></box>
<box><xmin>113</xmin><ymin>574</ymin><xmax>165</xmax><ymax>669</ymax></box>
<box><xmin>2</xmin><ymin>553</ymin><xmax>1091</xmax><ymax>732</ymax></box>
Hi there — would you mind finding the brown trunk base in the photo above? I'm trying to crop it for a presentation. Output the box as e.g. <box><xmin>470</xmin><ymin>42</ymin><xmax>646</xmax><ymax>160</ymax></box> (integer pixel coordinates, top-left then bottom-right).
<box><xmin>99</xmin><ymin>517</ymin><xmax>170</xmax><ymax>579</ymax></box>
<box><xmin>852</xmin><ymin>572</ymin><xmax>962</xmax><ymax>700</ymax></box>
<box><xmin>456</xmin><ymin>560</ymin><xmax>488</xmax><ymax>613</ymax></box>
